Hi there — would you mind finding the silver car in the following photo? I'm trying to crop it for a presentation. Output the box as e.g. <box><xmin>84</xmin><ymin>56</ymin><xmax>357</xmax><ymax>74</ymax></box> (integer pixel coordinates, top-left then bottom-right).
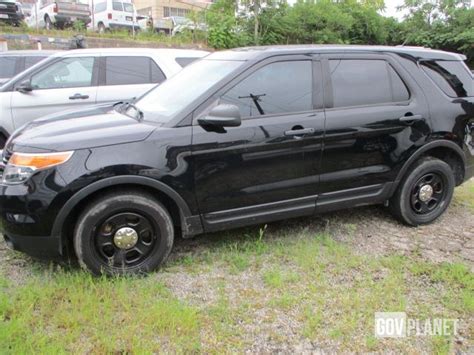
<box><xmin>0</xmin><ymin>47</ymin><xmax>209</xmax><ymax>146</ymax></box>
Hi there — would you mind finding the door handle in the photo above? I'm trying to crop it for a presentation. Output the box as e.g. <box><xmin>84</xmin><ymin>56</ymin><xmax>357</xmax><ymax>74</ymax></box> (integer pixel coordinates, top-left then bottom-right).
<box><xmin>399</xmin><ymin>114</ymin><xmax>424</xmax><ymax>123</ymax></box>
<box><xmin>284</xmin><ymin>127</ymin><xmax>315</xmax><ymax>137</ymax></box>
<box><xmin>69</xmin><ymin>93</ymin><xmax>89</xmax><ymax>100</ymax></box>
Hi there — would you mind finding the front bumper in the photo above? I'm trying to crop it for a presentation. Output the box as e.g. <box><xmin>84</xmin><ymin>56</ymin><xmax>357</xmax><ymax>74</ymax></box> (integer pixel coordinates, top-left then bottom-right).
<box><xmin>3</xmin><ymin>232</ymin><xmax>61</xmax><ymax>258</ymax></box>
<box><xmin>0</xmin><ymin>170</ymin><xmax>67</xmax><ymax>259</ymax></box>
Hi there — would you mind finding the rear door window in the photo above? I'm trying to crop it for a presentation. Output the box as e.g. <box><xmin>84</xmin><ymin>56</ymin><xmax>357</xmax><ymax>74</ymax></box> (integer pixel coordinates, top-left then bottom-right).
<box><xmin>112</xmin><ymin>1</ymin><xmax>123</xmax><ymax>11</ymax></box>
<box><xmin>0</xmin><ymin>57</ymin><xmax>20</xmax><ymax>77</ymax></box>
<box><xmin>24</xmin><ymin>56</ymin><xmax>47</xmax><ymax>70</ymax></box>
<box><xmin>329</xmin><ymin>59</ymin><xmax>410</xmax><ymax>108</ymax></box>
<box><xmin>104</xmin><ymin>56</ymin><xmax>166</xmax><ymax>85</ymax></box>
<box><xmin>421</xmin><ymin>60</ymin><xmax>473</xmax><ymax>97</ymax></box>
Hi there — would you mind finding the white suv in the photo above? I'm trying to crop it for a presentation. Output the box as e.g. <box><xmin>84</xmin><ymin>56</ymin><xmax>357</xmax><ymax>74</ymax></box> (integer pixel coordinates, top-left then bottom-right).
<box><xmin>0</xmin><ymin>48</ymin><xmax>208</xmax><ymax>146</ymax></box>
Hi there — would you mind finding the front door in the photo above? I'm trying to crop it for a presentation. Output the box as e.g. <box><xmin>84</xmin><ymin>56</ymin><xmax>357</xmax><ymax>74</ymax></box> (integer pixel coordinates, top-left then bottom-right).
<box><xmin>192</xmin><ymin>56</ymin><xmax>325</xmax><ymax>230</ymax></box>
<box><xmin>10</xmin><ymin>56</ymin><xmax>98</xmax><ymax>129</ymax></box>
<box><xmin>318</xmin><ymin>54</ymin><xmax>431</xmax><ymax>204</ymax></box>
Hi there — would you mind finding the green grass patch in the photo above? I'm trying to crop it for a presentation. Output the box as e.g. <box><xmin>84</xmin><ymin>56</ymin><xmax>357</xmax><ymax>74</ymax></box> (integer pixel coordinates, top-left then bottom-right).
<box><xmin>0</xmin><ymin>272</ymin><xmax>201</xmax><ymax>353</ymax></box>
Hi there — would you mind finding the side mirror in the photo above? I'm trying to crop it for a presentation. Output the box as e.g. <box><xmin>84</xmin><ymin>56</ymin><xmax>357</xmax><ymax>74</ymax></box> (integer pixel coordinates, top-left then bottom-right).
<box><xmin>16</xmin><ymin>79</ymin><xmax>33</xmax><ymax>94</ymax></box>
<box><xmin>198</xmin><ymin>104</ymin><xmax>241</xmax><ymax>129</ymax></box>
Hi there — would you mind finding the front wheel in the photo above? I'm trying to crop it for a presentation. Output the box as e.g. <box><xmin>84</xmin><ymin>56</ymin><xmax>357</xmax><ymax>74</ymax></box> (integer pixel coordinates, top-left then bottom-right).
<box><xmin>74</xmin><ymin>191</ymin><xmax>174</xmax><ymax>275</ymax></box>
<box><xmin>390</xmin><ymin>157</ymin><xmax>455</xmax><ymax>226</ymax></box>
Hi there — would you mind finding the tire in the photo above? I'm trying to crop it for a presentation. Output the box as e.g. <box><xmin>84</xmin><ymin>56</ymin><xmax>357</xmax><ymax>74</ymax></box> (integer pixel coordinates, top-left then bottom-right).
<box><xmin>98</xmin><ymin>23</ymin><xmax>106</xmax><ymax>34</ymax></box>
<box><xmin>44</xmin><ymin>16</ymin><xmax>52</xmax><ymax>30</ymax></box>
<box><xmin>0</xmin><ymin>134</ymin><xmax>7</xmax><ymax>149</ymax></box>
<box><xmin>390</xmin><ymin>157</ymin><xmax>455</xmax><ymax>226</ymax></box>
<box><xmin>74</xmin><ymin>190</ymin><xmax>174</xmax><ymax>275</ymax></box>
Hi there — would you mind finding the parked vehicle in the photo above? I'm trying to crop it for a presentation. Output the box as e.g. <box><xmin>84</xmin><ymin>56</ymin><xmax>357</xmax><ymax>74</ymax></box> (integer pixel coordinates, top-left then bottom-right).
<box><xmin>154</xmin><ymin>16</ymin><xmax>206</xmax><ymax>36</ymax></box>
<box><xmin>0</xmin><ymin>50</ymin><xmax>57</xmax><ymax>85</ymax></box>
<box><xmin>1</xmin><ymin>45</ymin><xmax>473</xmax><ymax>275</ymax></box>
<box><xmin>91</xmin><ymin>0</ymin><xmax>141</xmax><ymax>33</ymax></box>
<box><xmin>0</xmin><ymin>48</ymin><xmax>209</xmax><ymax>147</ymax></box>
<box><xmin>0</xmin><ymin>0</ymin><xmax>25</xmax><ymax>26</ymax></box>
<box><xmin>26</xmin><ymin>0</ymin><xmax>91</xmax><ymax>30</ymax></box>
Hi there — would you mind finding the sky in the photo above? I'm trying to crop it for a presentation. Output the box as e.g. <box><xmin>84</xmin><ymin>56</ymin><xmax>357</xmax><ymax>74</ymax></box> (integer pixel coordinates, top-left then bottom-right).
<box><xmin>382</xmin><ymin>0</ymin><xmax>409</xmax><ymax>20</ymax></box>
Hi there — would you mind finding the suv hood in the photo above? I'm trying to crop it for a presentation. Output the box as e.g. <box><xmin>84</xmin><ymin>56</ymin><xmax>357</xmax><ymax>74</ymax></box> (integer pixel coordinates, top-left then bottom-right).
<box><xmin>8</xmin><ymin>104</ymin><xmax>158</xmax><ymax>152</ymax></box>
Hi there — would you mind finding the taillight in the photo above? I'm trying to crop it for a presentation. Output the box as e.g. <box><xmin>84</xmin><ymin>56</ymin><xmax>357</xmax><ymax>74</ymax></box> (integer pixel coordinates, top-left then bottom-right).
<box><xmin>53</xmin><ymin>4</ymin><xmax>58</xmax><ymax>13</ymax></box>
<box><xmin>107</xmin><ymin>13</ymin><xmax>112</xmax><ymax>20</ymax></box>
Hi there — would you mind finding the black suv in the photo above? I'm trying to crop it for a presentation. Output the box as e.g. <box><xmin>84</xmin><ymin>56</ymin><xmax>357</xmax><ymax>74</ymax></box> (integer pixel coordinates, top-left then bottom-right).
<box><xmin>1</xmin><ymin>46</ymin><xmax>473</xmax><ymax>275</ymax></box>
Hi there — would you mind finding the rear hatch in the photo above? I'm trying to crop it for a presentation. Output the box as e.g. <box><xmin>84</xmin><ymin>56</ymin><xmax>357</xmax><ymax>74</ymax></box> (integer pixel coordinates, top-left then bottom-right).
<box><xmin>57</xmin><ymin>0</ymin><xmax>89</xmax><ymax>17</ymax></box>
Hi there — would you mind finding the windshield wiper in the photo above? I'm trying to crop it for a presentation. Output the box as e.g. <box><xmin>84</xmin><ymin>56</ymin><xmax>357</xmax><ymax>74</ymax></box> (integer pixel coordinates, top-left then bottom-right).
<box><xmin>238</xmin><ymin>93</ymin><xmax>266</xmax><ymax>115</ymax></box>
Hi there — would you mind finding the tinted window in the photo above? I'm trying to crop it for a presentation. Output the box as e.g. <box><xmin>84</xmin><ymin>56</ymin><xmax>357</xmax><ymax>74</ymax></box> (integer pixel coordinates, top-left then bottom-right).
<box><xmin>175</xmin><ymin>57</ymin><xmax>200</xmax><ymax>68</ymax></box>
<box><xmin>105</xmin><ymin>56</ymin><xmax>165</xmax><ymax>85</ymax></box>
<box><xmin>221</xmin><ymin>61</ymin><xmax>313</xmax><ymax>117</ymax></box>
<box><xmin>24</xmin><ymin>56</ymin><xmax>47</xmax><ymax>70</ymax></box>
<box><xmin>329</xmin><ymin>59</ymin><xmax>409</xmax><ymax>107</ymax></box>
<box><xmin>421</xmin><ymin>60</ymin><xmax>473</xmax><ymax>97</ymax></box>
<box><xmin>112</xmin><ymin>1</ymin><xmax>122</xmax><ymax>11</ymax></box>
<box><xmin>31</xmin><ymin>57</ymin><xmax>95</xmax><ymax>89</ymax></box>
<box><xmin>0</xmin><ymin>57</ymin><xmax>19</xmax><ymax>77</ymax></box>
<box><xmin>94</xmin><ymin>1</ymin><xmax>106</xmax><ymax>12</ymax></box>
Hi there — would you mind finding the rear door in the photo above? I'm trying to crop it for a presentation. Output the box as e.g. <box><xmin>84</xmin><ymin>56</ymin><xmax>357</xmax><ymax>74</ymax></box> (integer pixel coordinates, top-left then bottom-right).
<box><xmin>318</xmin><ymin>53</ymin><xmax>430</xmax><ymax>208</ymax></box>
<box><xmin>96</xmin><ymin>55</ymin><xmax>166</xmax><ymax>104</ymax></box>
<box><xmin>192</xmin><ymin>56</ymin><xmax>325</xmax><ymax>229</ymax></box>
<box><xmin>10</xmin><ymin>56</ymin><xmax>98</xmax><ymax>129</ymax></box>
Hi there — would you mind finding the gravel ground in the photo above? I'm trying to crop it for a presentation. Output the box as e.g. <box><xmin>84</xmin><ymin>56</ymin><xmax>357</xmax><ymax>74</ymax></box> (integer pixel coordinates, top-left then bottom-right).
<box><xmin>0</xmin><ymin>182</ymin><xmax>472</xmax><ymax>353</ymax></box>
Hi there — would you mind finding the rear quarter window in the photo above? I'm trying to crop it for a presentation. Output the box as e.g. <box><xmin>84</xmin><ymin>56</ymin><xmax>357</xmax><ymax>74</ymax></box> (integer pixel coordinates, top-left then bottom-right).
<box><xmin>175</xmin><ymin>57</ymin><xmax>200</xmax><ymax>68</ymax></box>
<box><xmin>421</xmin><ymin>60</ymin><xmax>473</xmax><ymax>97</ymax></box>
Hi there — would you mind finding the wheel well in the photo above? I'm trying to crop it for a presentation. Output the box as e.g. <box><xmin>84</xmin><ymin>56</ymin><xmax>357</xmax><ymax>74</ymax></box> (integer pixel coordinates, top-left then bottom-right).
<box><xmin>421</xmin><ymin>147</ymin><xmax>465</xmax><ymax>185</ymax></box>
<box><xmin>60</xmin><ymin>184</ymin><xmax>183</xmax><ymax>254</ymax></box>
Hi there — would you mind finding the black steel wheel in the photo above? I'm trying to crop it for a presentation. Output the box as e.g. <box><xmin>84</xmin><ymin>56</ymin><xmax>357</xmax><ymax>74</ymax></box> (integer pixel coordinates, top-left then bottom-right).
<box><xmin>390</xmin><ymin>157</ymin><xmax>455</xmax><ymax>226</ymax></box>
<box><xmin>74</xmin><ymin>190</ymin><xmax>174</xmax><ymax>275</ymax></box>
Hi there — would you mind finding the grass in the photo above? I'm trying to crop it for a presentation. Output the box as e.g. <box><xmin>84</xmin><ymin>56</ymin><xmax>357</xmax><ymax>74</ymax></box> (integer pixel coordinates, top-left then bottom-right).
<box><xmin>0</xmin><ymin>180</ymin><xmax>473</xmax><ymax>352</ymax></box>
<box><xmin>0</xmin><ymin>23</ymin><xmax>208</xmax><ymax>48</ymax></box>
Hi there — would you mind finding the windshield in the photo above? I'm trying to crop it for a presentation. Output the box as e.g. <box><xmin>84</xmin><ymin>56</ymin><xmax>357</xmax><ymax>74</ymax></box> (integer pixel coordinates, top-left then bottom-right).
<box><xmin>134</xmin><ymin>59</ymin><xmax>242</xmax><ymax>123</ymax></box>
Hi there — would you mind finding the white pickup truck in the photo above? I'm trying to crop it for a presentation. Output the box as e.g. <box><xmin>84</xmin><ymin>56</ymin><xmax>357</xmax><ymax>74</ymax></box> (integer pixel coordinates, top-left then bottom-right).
<box><xmin>27</xmin><ymin>0</ymin><xmax>91</xmax><ymax>29</ymax></box>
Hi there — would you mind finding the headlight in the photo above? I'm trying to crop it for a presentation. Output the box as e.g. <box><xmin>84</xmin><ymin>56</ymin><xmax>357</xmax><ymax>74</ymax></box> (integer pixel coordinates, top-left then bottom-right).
<box><xmin>2</xmin><ymin>151</ymin><xmax>74</xmax><ymax>185</ymax></box>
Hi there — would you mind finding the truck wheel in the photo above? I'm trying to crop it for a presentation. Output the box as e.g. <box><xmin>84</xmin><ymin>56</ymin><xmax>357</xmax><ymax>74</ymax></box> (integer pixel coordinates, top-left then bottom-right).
<box><xmin>98</xmin><ymin>23</ymin><xmax>106</xmax><ymax>33</ymax></box>
<box><xmin>390</xmin><ymin>157</ymin><xmax>455</xmax><ymax>226</ymax></box>
<box><xmin>44</xmin><ymin>16</ymin><xmax>53</xmax><ymax>30</ymax></box>
<box><xmin>74</xmin><ymin>191</ymin><xmax>174</xmax><ymax>275</ymax></box>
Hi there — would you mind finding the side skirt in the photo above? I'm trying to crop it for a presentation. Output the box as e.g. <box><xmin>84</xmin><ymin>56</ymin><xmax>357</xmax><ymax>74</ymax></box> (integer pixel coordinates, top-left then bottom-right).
<box><xmin>192</xmin><ymin>182</ymin><xmax>394</xmax><ymax>235</ymax></box>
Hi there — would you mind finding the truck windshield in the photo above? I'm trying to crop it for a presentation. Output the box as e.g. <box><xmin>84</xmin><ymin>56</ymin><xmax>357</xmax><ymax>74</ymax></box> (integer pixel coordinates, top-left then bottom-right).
<box><xmin>134</xmin><ymin>59</ymin><xmax>242</xmax><ymax>123</ymax></box>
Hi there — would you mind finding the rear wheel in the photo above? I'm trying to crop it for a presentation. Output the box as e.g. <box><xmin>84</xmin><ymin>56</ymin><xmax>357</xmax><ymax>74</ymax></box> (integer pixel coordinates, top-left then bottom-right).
<box><xmin>74</xmin><ymin>191</ymin><xmax>174</xmax><ymax>275</ymax></box>
<box><xmin>390</xmin><ymin>157</ymin><xmax>455</xmax><ymax>226</ymax></box>
<box><xmin>98</xmin><ymin>23</ymin><xmax>106</xmax><ymax>34</ymax></box>
<box><xmin>44</xmin><ymin>15</ymin><xmax>53</xmax><ymax>30</ymax></box>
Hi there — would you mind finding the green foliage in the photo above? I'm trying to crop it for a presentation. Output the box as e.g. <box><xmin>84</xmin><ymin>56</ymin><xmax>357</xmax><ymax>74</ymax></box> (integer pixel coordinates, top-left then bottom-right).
<box><xmin>205</xmin><ymin>0</ymin><xmax>473</xmax><ymax>67</ymax></box>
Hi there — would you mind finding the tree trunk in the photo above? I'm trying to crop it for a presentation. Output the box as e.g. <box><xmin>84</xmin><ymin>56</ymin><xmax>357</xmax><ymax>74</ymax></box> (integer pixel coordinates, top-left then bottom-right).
<box><xmin>254</xmin><ymin>0</ymin><xmax>260</xmax><ymax>45</ymax></box>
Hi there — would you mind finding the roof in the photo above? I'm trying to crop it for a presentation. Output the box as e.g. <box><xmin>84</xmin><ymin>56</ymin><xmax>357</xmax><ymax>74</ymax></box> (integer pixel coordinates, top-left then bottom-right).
<box><xmin>51</xmin><ymin>48</ymin><xmax>209</xmax><ymax>58</ymax></box>
<box><xmin>0</xmin><ymin>50</ymin><xmax>59</xmax><ymax>56</ymax></box>
<box><xmin>206</xmin><ymin>45</ymin><xmax>466</xmax><ymax>62</ymax></box>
